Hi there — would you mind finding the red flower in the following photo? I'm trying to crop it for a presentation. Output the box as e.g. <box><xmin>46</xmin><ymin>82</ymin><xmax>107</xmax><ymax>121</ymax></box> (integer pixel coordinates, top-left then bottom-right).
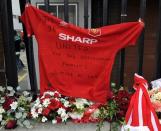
<box><xmin>5</xmin><ymin>120</ymin><xmax>17</xmax><ymax>129</ymax></box>
<box><xmin>3</xmin><ymin>97</ymin><xmax>15</xmax><ymax>110</ymax></box>
<box><xmin>56</xmin><ymin>116</ymin><xmax>62</xmax><ymax>123</ymax></box>
<box><xmin>54</xmin><ymin>92</ymin><xmax>61</xmax><ymax>98</ymax></box>
<box><xmin>48</xmin><ymin>99</ymin><xmax>62</xmax><ymax>110</ymax></box>
<box><xmin>117</xmin><ymin>110</ymin><xmax>126</xmax><ymax>119</ymax></box>
<box><xmin>42</xmin><ymin>108</ymin><xmax>51</xmax><ymax>116</ymax></box>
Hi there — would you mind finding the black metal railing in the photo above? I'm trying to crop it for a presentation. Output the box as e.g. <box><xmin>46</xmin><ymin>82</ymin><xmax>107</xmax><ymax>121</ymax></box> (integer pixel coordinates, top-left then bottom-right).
<box><xmin>3</xmin><ymin>0</ymin><xmax>161</xmax><ymax>94</ymax></box>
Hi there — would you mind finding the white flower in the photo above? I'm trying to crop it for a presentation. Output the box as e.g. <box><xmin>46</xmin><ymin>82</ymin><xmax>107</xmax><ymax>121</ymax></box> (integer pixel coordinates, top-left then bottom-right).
<box><xmin>61</xmin><ymin>114</ymin><xmax>69</xmax><ymax>122</ymax></box>
<box><xmin>74</xmin><ymin>98</ymin><xmax>90</xmax><ymax>109</ymax></box>
<box><xmin>38</xmin><ymin>108</ymin><xmax>43</xmax><ymax>114</ymax></box>
<box><xmin>44</xmin><ymin>91</ymin><xmax>54</xmax><ymax>96</ymax></box>
<box><xmin>7</xmin><ymin>86</ymin><xmax>14</xmax><ymax>91</ymax></box>
<box><xmin>0</xmin><ymin>97</ymin><xmax>5</xmax><ymax>104</ymax></box>
<box><xmin>31</xmin><ymin>111</ymin><xmax>38</xmax><ymax>119</ymax></box>
<box><xmin>15</xmin><ymin>112</ymin><xmax>22</xmax><ymax>119</ymax></box>
<box><xmin>26</xmin><ymin>97</ymin><xmax>32</xmax><ymax>102</ymax></box>
<box><xmin>22</xmin><ymin>113</ymin><xmax>28</xmax><ymax>119</ymax></box>
<box><xmin>23</xmin><ymin>91</ymin><xmax>30</xmax><ymax>96</ymax></box>
<box><xmin>34</xmin><ymin>98</ymin><xmax>40</xmax><ymax>107</ymax></box>
<box><xmin>31</xmin><ymin>108</ymin><xmax>39</xmax><ymax>118</ymax></box>
<box><xmin>16</xmin><ymin>86</ymin><xmax>21</xmax><ymax>91</ymax></box>
<box><xmin>10</xmin><ymin>101</ymin><xmax>18</xmax><ymax>110</ymax></box>
<box><xmin>8</xmin><ymin>90</ymin><xmax>15</xmax><ymax>96</ymax></box>
<box><xmin>74</xmin><ymin>101</ymin><xmax>84</xmax><ymax>109</ymax></box>
<box><xmin>0</xmin><ymin>115</ymin><xmax>2</xmax><ymax>121</ymax></box>
<box><xmin>42</xmin><ymin>98</ymin><xmax>51</xmax><ymax>107</ymax></box>
<box><xmin>91</xmin><ymin>109</ymin><xmax>100</xmax><ymax>119</ymax></box>
<box><xmin>0</xmin><ymin>107</ymin><xmax>5</xmax><ymax>114</ymax></box>
<box><xmin>57</xmin><ymin>108</ymin><xmax>66</xmax><ymax>116</ymax></box>
<box><xmin>68</xmin><ymin>112</ymin><xmax>84</xmax><ymax>120</ymax></box>
<box><xmin>0</xmin><ymin>86</ymin><xmax>5</xmax><ymax>92</ymax></box>
<box><xmin>57</xmin><ymin>108</ymin><xmax>69</xmax><ymax>122</ymax></box>
<box><xmin>23</xmin><ymin>120</ymin><xmax>32</xmax><ymax>129</ymax></box>
<box><xmin>64</xmin><ymin>101</ymin><xmax>70</xmax><ymax>107</ymax></box>
<box><xmin>52</xmin><ymin>119</ymin><xmax>57</xmax><ymax>124</ymax></box>
<box><xmin>42</xmin><ymin>116</ymin><xmax>48</xmax><ymax>122</ymax></box>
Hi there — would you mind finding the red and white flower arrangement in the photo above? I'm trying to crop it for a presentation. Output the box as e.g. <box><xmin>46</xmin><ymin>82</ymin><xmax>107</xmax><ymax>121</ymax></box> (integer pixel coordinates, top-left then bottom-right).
<box><xmin>0</xmin><ymin>85</ymin><xmax>132</xmax><ymax>130</ymax></box>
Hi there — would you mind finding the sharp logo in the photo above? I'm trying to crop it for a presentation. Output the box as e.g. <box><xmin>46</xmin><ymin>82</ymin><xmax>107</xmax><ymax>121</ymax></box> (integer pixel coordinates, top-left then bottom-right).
<box><xmin>58</xmin><ymin>33</ymin><xmax>98</xmax><ymax>44</ymax></box>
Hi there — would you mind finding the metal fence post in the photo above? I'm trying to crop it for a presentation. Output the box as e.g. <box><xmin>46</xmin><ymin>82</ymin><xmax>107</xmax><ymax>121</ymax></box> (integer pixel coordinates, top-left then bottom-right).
<box><xmin>19</xmin><ymin>0</ymin><xmax>38</xmax><ymax>97</ymax></box>
<box><xmin>102</xmin><ymin>0</ymin><xmax>109</xmax><ymax>26</ymax></box>
<box><xmin>1</xmin><ymin>0</ymin><xmax>18</xmax><ymax>88</ymax></box>
<box><xmin>84</xmin><ymin>0</ymin><xmax>89</xmax><ymax>28</ymax></box>
<box><xmin>138</xmin><ymin>0</ymin><xmax>146</xmax><ymax>75</ymax></box>
<box><xmin>45</xmin><ymin>0</ymin><xmax>49</xmax><ymax>12</ymax></box>
<box><xmin>64</xmin><ymin>0</ymin><xmax>69</xmax><ymax>22</ymax></box>
<box><xmin>119</xmin><ymin>0</ymin><xmax>127</xmax><ymax>86</ymax></box>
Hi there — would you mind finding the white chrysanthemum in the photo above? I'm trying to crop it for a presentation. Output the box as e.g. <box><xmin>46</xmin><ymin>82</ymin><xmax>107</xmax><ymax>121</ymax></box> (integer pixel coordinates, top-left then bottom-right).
<box><xmin>42</xmin><ymin>116</ymin><xmax>48</xmax><ymax>122</ymax></box>
<box><xmin>23</xmin><ymin>91</ymin><xmax>30</xmax><ymax>96</ymax></box>
<box><xmin>7</xmin><ymin>86</ymin><xmax>14</xmax><ymax>91</ymax></box>
<box><xmin>0</xmin><ymin>97</ymin><xmax>5</xmax><ymax>104</ymax></box>
<box><xmin>74</xmin><ymin>98</ymin><xmax>90</xmax><ymax>109</ymax></box>
<box><xmin>0</xmin><ymin>114</ymin><xmax>2</xmax><ymax>121</ymax></box>
<box><xmin>68</xmin><ymin>112</ymin><xmax>84</xmax><ymax>120</ymax></box>
<box><xmin>52</xmin><ymin>119</ymin><xmax>57</xmax><ymax>124</ymax></box>
<box><xmin>10</xmin><ymin>101</ymin><xmax>18</xmax><ymax>110</ymax></box>
<box><xmin>38</xmin><ymin>108</ymin><xmax>43</xmax><ymax>114</ymax></box>
<box><xmin>31</xmin><ymin>111</ymin><xmax>38</xmax><ymax>119</ymax></box>
<box><xmin>42</xmin><ymin>98</ymin><xmax>51</xmax><ymax>107</ymax></box>
<box><xmin>0</xmin><ymin>107</ymin><xmax>5</xmax><ymax>114</ymax></box>
<box><xmin>8</xmin><ymin>90</ymin><xmax>15</xmax><ymax>96</ymax></box>
<box><xmin>15</xmin><ymin>112</ymin><xmax>22</xmax><ymax>119</ymax></box>
<box><xmin>64</xmin><ymin>101</ymin><xmax>70</xmax><ymax>107</ymax></box>
<box><xmin>153</xmin><ymin>92</ymin><xmax>161</xmax><ymax>101</ymax></box>
<box><xmin>0</xmin><ymin>86</ymin><xmax>5</xmax><ymax>92</ymax></box>
<box><xmin>91</xmin><ymin>109</ymin><xmax>100</xmax><ymax>119</ymax></box>
<box><xmin>35</xmin><ymin>98</ymin><xmax>40</xmax><ymax>107</ymax></box>
<box><xmin>61</xmin><ymin>114</ymin><xmax>69</xmax><ymax>122</ymax></box>
<box><xmin>44</xmin><ymin>91</ymin><xmax>54</xmax><ymax>96</ymax></box>
<box><xmin>57</xmin><ymin>108</ymin><xmax>66</xmax><ymax>116</ymax></box>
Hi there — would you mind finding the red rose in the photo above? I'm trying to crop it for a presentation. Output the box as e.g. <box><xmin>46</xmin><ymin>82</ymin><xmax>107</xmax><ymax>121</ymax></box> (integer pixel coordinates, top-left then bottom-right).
<box><xmin>42</xmin><ymin>108</ymin><xmax>51</xmax><ymax>116</ymax></box>
<box><xmin>56</xmin><ymin>116</ymin><xmax>62</xmax><ymax>123</ymax></box>
<box><xmin>3</xmin><ymin>97</ymin><xmax>15</xmax><ymax>110</ymax></box>
<box><xmin>117</xmin><ymin>110</ymin><xmax>125</xmax><ymax>119</ymax></box>
<box><xmin>48</xmin><ymin>99</ymin><xmax>62</xmax><ymax>110</ymax></box>
<box><xmin>5</xmin><ymin>120</ymin><xmax>17</xmax><ymax>129</ymax></box>
<box><xmin>54</xmin><ymin>92</ymin><xmax>60</xmax><ymax>98</ymax></box>
<box><xmin>69</xmin><ymin>97</ymin><xmax>76</xmax><ymax>103</ymax></box>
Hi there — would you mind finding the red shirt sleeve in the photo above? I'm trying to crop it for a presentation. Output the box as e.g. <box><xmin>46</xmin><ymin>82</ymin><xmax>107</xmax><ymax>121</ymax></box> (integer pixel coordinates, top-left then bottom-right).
<box><xmin>118</xmin><ymin>21</ymin><xmax>144</xmax><ymax>50</ymax></box>
<box><xmin>21</xmin><ymin>5</ymin><xmax>41</xmax><ymax>37</ymax></box>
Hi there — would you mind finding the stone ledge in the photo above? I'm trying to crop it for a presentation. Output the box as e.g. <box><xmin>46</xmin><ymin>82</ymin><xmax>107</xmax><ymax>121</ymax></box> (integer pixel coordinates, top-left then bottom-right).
<box><xmin>3</xmin><ymin>122</ymin><xmax>113</xmax><ymax>131</ymax></box>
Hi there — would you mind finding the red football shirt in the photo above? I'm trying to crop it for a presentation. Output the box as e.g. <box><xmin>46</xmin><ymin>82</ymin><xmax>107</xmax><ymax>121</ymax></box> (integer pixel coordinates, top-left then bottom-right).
<box><xmin>21</xmin><ymin>5</ymin><xmax>144</xmax><ymax>103</ymax></box>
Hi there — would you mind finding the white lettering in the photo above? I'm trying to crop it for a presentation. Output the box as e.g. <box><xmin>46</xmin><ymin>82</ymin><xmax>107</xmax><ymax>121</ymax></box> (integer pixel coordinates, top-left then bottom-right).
<box><xmin>59</xmin><ymin>33</ymin><xmax>66</xmax><ymax>40</ymax></box>
<box><xmin>67</xmin><ymin>35</ymin><xmax>75</xmax><ymax>41</ymax></box>
<box><xmin>58</xmin><ymin>33</ymin><xmax>98</xmax><ymax>44</ymax></box>
<box><xmin>74</xmin><ymin>37</ymin><xmax>82</xmax><ymax>43</ymax></box>
<box><xmin>90</xmin><ymin>39</ymin><xmax>98</xmax><ymax>44</ymax></box>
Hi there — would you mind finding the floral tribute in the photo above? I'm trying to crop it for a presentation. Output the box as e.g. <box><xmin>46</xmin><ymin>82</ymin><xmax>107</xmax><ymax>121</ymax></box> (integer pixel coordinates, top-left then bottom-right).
<box><xmin>149</xmin><ymin>88</ymin><xmax>161</xmax><ymax>112</ymax></box>
<box><xmin>0</xmin><ymin>86</ymin><xmax>132</xmax><ymax>130</ymax></box>
<box><xmin>0</xmin><ymin>86</ymin><xmax>32</xmax><ymax>129</ymax></box>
